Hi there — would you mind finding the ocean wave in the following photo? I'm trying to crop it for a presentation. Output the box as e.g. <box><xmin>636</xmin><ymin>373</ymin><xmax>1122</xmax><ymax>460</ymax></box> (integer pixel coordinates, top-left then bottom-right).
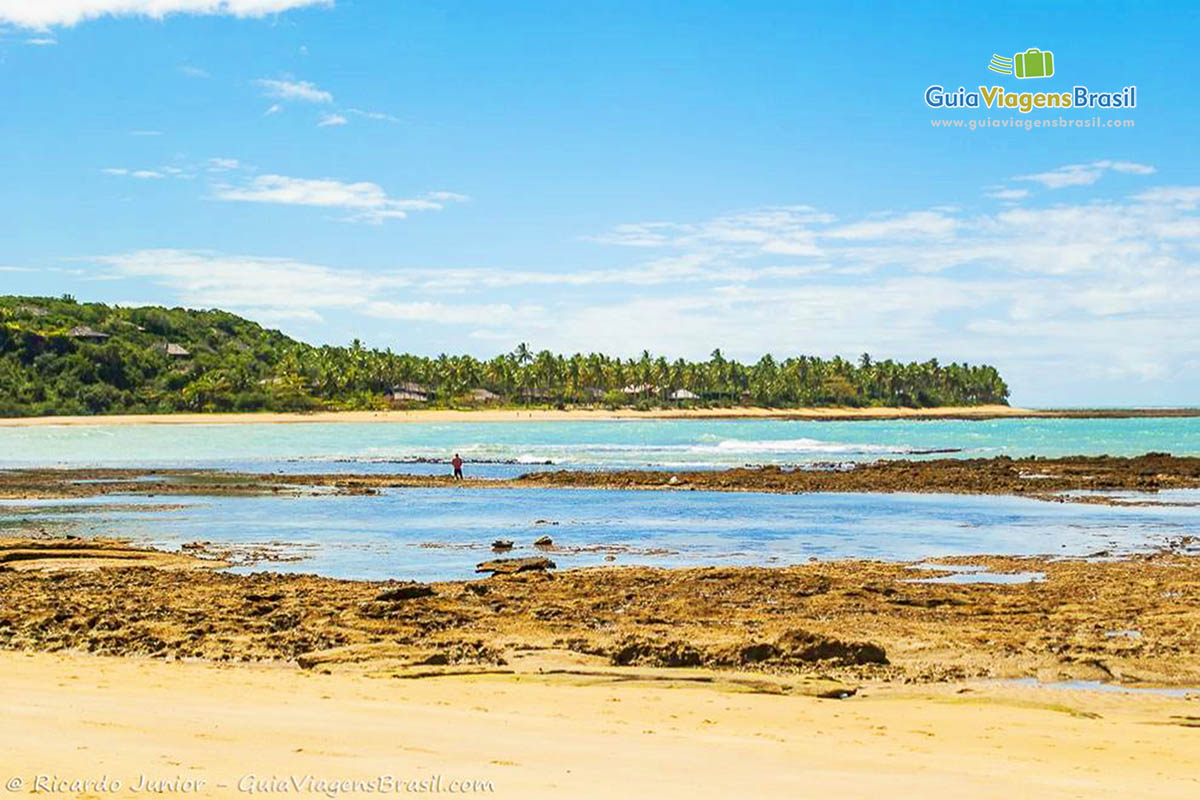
<box><xmin>695</xmin><ymin>437</ymin><xmax>911</xmax><ymax>455</ymax></box>
<box><xmin>287</xmin><ymin>436</ymin><xmax>956</xmax><ymax>467</ymax></box>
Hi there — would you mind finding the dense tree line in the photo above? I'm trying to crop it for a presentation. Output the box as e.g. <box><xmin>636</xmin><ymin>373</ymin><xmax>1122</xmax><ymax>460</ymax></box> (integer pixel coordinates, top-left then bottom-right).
<box><xmin>0</xmin><ymin>296</ymin><xmax>1008</xmax><ymax>416</ymax></box>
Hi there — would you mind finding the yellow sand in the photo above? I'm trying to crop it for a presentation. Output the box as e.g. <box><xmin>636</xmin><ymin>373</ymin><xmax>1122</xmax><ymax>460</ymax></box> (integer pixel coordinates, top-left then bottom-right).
<box><xmin>0</xmin><ymin>404</ymin><xmax>1030</xmax><ymax>427</ymax></box>
<box><xmin>2</xmin><ymin>651</ymin><xmax>1197</xmax><ymax>799</ymax></box>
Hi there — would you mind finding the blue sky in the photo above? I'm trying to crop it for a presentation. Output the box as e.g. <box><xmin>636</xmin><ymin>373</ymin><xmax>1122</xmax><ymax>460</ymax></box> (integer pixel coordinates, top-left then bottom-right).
<box><xmin>1</xmin><ymin>1</ymin><xmax>1198</xmax><ymax>406</ymax></box>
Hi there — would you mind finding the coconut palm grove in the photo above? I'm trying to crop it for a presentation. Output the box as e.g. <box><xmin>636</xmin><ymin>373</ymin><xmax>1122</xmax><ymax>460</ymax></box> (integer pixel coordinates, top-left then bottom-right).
<box><xmin>0</xmin><ymin>296</ymin><xmax>1009</xmax><ymax>416</ymax></box>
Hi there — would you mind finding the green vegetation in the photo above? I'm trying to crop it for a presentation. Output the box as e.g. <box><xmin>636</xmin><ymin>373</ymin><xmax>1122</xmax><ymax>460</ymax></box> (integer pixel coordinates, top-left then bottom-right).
<box><xmin>0</xmin><ymin>295</ymin><xmax>1009</xmax><ymax>416</ymax></box>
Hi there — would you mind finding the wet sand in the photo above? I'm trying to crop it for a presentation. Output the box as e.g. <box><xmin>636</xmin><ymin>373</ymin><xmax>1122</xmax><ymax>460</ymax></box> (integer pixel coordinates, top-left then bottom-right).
<box><xmin>3</xmin><ymin>649</ymin><xmax>1199</xmax><ymax>799</ymax></box>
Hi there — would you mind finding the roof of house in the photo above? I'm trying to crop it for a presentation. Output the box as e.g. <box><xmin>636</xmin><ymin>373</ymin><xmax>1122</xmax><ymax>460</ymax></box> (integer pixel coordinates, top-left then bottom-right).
<box><xmin>165</xmin><ymin>343</ymin><xmax>190</xmax><ymax>356</ymax></box>
<box><xmin>388</xmin><ymin>390</ymin><xmax>429</xmax><ymax>402</ymax></box>
<box><xmin>387</xmin><ymin>383</ymin><xmax>430</xmax><ymax>401</ymax></box>
<box><xmin>67</xmin><ymin>325</ymin><xmax>109</xmax><ymax>339</ymax></box>
<box><xmin>670</xmin><ymin>389</ymin><xmax>699</xmax><ymax>400</ymax></box>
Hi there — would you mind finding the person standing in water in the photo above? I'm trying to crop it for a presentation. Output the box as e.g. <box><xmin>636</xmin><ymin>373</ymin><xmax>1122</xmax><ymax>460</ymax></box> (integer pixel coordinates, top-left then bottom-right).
<box><xmin>451</xmin><ymin>453</ymin><xmax>464</xmax><ymax>480</ymax></box>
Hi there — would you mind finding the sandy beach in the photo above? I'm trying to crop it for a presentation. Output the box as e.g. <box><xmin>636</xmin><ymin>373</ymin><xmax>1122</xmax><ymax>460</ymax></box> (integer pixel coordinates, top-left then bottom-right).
<box><xmin>3</xmin><ymin>404</ymin><xmax>1199</xmax><ymax>428</ymax></box>
<box><xmin>3</xmin><ymin>649</ymin><xmax>1198</xmax><ymax>799</ymax></box>
<box><xmin>0</xmin><ymin>404</ymin><xmax>1078</xmax><ymax>427</ymax></box>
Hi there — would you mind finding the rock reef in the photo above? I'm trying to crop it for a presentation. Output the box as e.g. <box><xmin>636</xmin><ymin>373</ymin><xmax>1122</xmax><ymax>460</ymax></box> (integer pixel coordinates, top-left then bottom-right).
<box><xmin>4</xmin><ymin>453</ymin><xmax>1200</xmax><ymax>504</ymax></box>
<box><xmin>1</xmin><ymin>538</ymin><xmax>1197</xmax><ymax>687</ymax></box>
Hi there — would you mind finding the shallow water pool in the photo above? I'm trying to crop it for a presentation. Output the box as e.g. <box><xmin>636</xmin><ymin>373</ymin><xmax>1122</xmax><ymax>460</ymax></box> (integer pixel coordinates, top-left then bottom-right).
<box><xmin>5</xmin><ymin>487</ymin><xmax>1197</xmax><ymax>581</ymax></box>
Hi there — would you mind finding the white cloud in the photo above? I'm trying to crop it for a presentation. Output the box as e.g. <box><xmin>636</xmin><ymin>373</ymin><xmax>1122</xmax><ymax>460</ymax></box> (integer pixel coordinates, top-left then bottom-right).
<box><xmin>264</xmin><ymin>103</ymin><xmax>283</xmax><ymax>116</ymax></box>
<box><xmin>207</xmin><ymin>157</ymin><xmax>241</xmax><ymax>171</ymax></box>
<box><xmin>0</xmin><ymin>1</ymin><xmax>331</xmax><ymax>28</ymax></box>
<box><xmin>346</xmin><ymin>108</ymin><xmax>400</xmax><ymax>123</ymax></box>
<box><xmin>1109</xmin><ymin>161</ymin><xmax>1157</xmax><ymax>175</ymax></box>
<box><xmin>317</xmin><ymin>113</ymin><xmax>347</xmax><ymax>127</ymax></box>
<box><xmin>211</xmin><ymin>174</ymin><xmax>467</xmax><ymax>223</ymax></box>
<box><xmin>590</xmin><ymin>206</ymin><xmax>831</xmax><ymax>258</ymax></box>
<box><xmin>590</xmin><ymin>222</ymin><xmax>678</xmax><ymax>248</ymax></box>
<box><xmin>179</xmin><ymin>65</ymin><xmax>209</xmax><ymax>78</ymax></box>
<box><xmin>101</xmin><ymin>167</ymin><xmax>165</xmax><ymax>179</ymax></box>
<box><xmin>560</xmin><ymin>178</ymin><xmax>1200</xmax><ymax>399</ymax></box>
<box><xmin>255</xmin><ymin>77</ymin><xmax>331</xmax><ymax>104</ymax></box>
<box><xmin>824</xmin><ymin>211</ymin><xmax>958</xmax><ymax>240</ymax></box>
<box><xmin>1134</xmin><ymin>186</ymin><xmax>1200</xmax><ymax>210</ymax></box>
<box><xmin>89</xmin><ymin>250</ymin><xmax>540</xmax><ymax>331</ymax></box>
<box><xmin>1016</xmin><ymin>160</ymin><xmax>1156</xmax><ymax>189</ymax></box>
<box><xmin>79</xmin><ymin>165</ymin><xmax>1200</xmax><ymax>405</ymax></box>
<box><xmin>986</xmin><ymin>188</ymin><xmax>1029</xmax><ymax>201</ymax></box>
<box><xmin>1017</xmin><ymin>163</ymin><xmax>1105</xmax><ymax>188</ymax></box>
<box><xmin>236</xmin><ymin>307</ymin><xmax>325</xmax><ymax>326</ymax></box>
<box><xmin>95</xmin><ymin>249</ymin><xmax>374</xmax><ymax>310</ymax></box>
<box><xmin>364</xmin><ymin>301</ymin><xmax>544</xmax><ymax>324</ymax></box>
<box><xmin>26</xmin><ymin>37</ymin><xmax>57</xmax><ymax>45</ymax></box>
<box><xmin>392</xmin><ymin>258</ymin><xmax>826</xmax><ymax>293</ymax></box>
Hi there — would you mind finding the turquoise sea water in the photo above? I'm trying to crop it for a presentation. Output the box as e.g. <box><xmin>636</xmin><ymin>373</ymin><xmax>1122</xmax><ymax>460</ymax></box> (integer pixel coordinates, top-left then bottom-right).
<box><xmin>4</xmin><ymin>417</ymin><xmax>1198</xmax><ymax>580</ymax></box>
<box><xmin>1</xmin><ymin>417</ymin><xmax>1197</xmax><ymax>473</ymax></box>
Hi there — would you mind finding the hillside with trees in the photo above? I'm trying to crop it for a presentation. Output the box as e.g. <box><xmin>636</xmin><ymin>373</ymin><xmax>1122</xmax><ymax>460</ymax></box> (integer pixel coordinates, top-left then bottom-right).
<box><xmin>0</xmin><ymin>295</ymin><xmax>1009</xmax><ymax>416</ymax></box>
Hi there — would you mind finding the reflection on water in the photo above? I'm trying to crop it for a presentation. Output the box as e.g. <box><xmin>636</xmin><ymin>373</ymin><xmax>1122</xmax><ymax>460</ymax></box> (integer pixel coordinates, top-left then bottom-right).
<box><xmin>1057</xmin><ymin>489</ymin><xmax>1200</xmax><ymax>507</ymax></box>
<box><xmin>4</xmin><ymin>488</ymin><xmax>1197</xmax><ymax>582</ymax></box>
<box><xmin>905</xmin><ymin>563</ymin><xmax>1046</xmax><ymax>584</ymax></box>
<box><xmin>1003</xmin><ymin>678</ymin><xmax>1200</xmax><ymax>697</ymax></box>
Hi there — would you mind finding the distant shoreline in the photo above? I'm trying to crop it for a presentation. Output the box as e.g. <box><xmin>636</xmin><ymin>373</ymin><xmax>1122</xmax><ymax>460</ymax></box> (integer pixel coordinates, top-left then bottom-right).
<box><xmin>0</xmin><ymin>404</ymin><xmax>1198</xmax><ymax>427</ymax></box>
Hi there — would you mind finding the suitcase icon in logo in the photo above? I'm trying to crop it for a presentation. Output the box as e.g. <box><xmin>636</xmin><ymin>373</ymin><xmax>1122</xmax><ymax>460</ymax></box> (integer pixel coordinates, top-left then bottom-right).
<box><xmin>1014</xmin><ymin>48</ymin><xmax>1054</xmax><ymax>79</ymax></box>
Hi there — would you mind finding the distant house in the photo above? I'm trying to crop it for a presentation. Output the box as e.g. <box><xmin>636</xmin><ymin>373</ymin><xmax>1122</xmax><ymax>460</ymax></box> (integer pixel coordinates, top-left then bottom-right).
<box><xmin>578</xmin><ymin>387</ymin><xmax>606</xmax><ymax>403</ymax></box>
<box><xmin>385</xmin><ymin>382</ymin><xmax>431</xmax><ymax>403</ymax></box>
<box><xmin>669</xmin><ymin>389</ymin><xmax>699</xmax><ymax>401</ymax></box>
<box><xmin>470</xmin><ymin>388</ymin><xmax>501</xmax><ymax>404</ymax></box>
<box><xmin>153</xmin><ymin>342</ymin><xmax>191</xmax><ymax>357</ymax></box>
<box><xmin>67</xmin><ymin>325</ymin><xmax>109</xmax><ymax>341</ymax></box>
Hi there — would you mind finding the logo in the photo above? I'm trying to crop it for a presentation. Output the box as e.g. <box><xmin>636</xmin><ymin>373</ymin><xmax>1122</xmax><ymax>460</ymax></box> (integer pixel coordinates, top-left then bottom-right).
<box><xmin>924</xmin><ymin>45</ymin><xmax>1135</xmax><ymax>114</ymax></box>
<box><xmin>989</xmin><ymin>48</ymin><xmax>1055</xmax><ymax>79</ymax></box>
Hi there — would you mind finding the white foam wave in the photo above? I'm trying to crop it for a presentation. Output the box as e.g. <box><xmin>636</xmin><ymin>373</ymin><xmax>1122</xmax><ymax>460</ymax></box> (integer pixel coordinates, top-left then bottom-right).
<box><xmin>696</xmin><ymin>437</ymin><xmax>908</xmax><ymax>455</ymax></box>
<box><xmin>314</xmin><ymin>436</ymin><xmax>926</xmax><ymax>467</ymax></box>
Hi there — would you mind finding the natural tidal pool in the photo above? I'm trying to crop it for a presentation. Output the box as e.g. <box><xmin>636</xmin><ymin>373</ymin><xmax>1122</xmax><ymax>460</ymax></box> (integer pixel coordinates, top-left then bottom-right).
<box><xmin>5</xmin><ymin>488</ymin><xmax>1198</xmax><ymax>582</ymax></box>
<box><xmin>1001</xmin><ymin>679</ymin><xmax>1200</xmax><ymax>698</ymax></box>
